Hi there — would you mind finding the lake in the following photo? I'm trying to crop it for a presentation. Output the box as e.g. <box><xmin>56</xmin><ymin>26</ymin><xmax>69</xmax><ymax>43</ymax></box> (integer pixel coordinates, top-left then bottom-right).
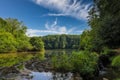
<box><xmin>0</xmin><ymin>49</ymin><xmax>120</xmax><ymax>80</ymax></box>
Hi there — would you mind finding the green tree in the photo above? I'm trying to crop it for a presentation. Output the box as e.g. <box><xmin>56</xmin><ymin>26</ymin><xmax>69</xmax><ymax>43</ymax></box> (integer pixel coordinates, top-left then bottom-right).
<box><xmin>0</xmin><ymin>32</ymin><xmax>17</xmax><ymax>53</ymax></box>
<box><xmin>88</xmin><ymin>0</ymin><xmax>120</xmax><ymax>49</ymax></box>
<box><xmin>5</xmin><ymin>18</ymin><xmax>27</xmax><ymax>36</ymax></box>
<box><xmin>5</xmin><ymin>18</ymin><xmax>32</xmax><ymax>51</ymax></box>
<box><xmin>80</xmin><ymin>30</ymin><xmax>93</xmax><ymax>51</ymax></box>
<box><xmin>51</xmin><ymin>51</ymin><xmax>98</xmax><ymax>78</ymax></box>
<box><xmin>30</xmin><ymin>37</ymin><xmax>44</xmax><ymax>51</ymax></box>
<box><xmin>42</xmin><ymin>35</ymin><xmax>80</xmax><ymax>49</ymax></box>
<box><xmin>0</xmin><ymin>17</ymin><xmax>32</xmax><ymax>52</ymax></box>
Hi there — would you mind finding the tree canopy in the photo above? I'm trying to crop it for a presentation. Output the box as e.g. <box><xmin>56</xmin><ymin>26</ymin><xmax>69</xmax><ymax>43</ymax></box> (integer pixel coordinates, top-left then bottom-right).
<box><xmin>0</xmin><ymin>17</ymin><xmax>44</xmax><ymax>52</ymax></box>
<box><xmin>42</xmin><ymin>35</ymin><xmax>80</xmax><ymax>49</ymax></box>
<box><xmin>80</xmin><ymin>0</ymin><xmax>120</xmax><ymax>51</ymax></box>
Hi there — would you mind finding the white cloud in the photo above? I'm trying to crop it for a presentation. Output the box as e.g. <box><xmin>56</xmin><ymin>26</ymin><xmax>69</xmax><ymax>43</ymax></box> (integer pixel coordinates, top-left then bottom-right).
<box><xmin>47</xmin><ymin>13</ymin><xmax>69</xmax><ymax>17</ymax></box>
<box><xmin>76</xmin><ymin>30</ymin><xmax>84</xmax><ymax>33</ymax></box>
<box><xmin>26</xmin><ymin>19</ymin><xmax>77</xmax><ymax>37</ymax></box>
<box><xmin>33</xmin><ymin>0</ymin><xmax>92</xmax><ymax>20</ymax></box>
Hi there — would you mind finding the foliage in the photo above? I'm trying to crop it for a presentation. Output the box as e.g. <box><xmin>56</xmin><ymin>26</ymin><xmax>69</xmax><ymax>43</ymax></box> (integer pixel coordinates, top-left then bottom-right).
<box><xmin>16</xmin><ymin>37</ymin><xmax>32</xmax><ymax>52</ymax></box>
<box><xmin>51</xmin><ymin>51</ymin><xmax>98</xmax><ymax>76</ymax></box>
<box><xmin>111</xmin><ymin>55</ymin><xmax>120</xmax><ymax>68</ymax></box>
<box><xmin>52</xmin><ymin>53</ymin><xmax>73</xmax><ymax>71</ymax></box>
<box><xmin>0</xmin><ymin>53</ymin><xmax>33</xmax><ymax>67</ymax></box>
<box><xmin>88</xmin><ymin>0</ymin><xmax>120</xmax><ymax>49</ymax></box>
<box><xmin>0</xmin><ymin>17</ymin><xmax>33</xmax><ymax>52</ymax></box>
<box><xmin>0</xmin><ymin>32</ymin><xmax>17</xmax><ymax>53</ymax></box>
<box><xmin>100</xmin><ymin>47</ymin><xmax>111</xmax><ymax>55</ymax></box>
<box><xmin>80</xmin><ymin>30</ymin><xmax>94</xmax><ymax>51</ymax></box>
<box><xmin>80</xmin><ymin>0</ymin><xmax>120</xmax><ymax>52</ymax></box>
<box><xmin>30</xmin><ymin>37</ymin><xmax>44</xmax><ymax>51</ymax></box>
<box><xmin>115</xmin><ymin>78</ymin><xmax>120</xmax><ymax>80</ymax></box>
<box><xmin>5</xmin><ymin>18</ymin><xmax>32</xmax><ymax>51</ymax></box>
<box><xmin>42</xmin><ymin>34</ymin><xmax>80</xmax><ymax>49</ymax></box>
<box><xmin>35</xmin><ymin>52</ymin><xmax>45</xmax><ymax>60</ymax></box>
<box><xmin>71</xmin><ymin>51</ymin><xmax>98</xmax><ymax>76</ymax></box>
<box><xmin>5</xmin><ymin>18</ymin><xmax>27</xmax><ymax>36</ymax></box>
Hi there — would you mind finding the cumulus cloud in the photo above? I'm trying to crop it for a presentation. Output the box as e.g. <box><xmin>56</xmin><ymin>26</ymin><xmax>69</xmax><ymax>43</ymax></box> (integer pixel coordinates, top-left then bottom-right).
<box><xmin>26</xmin><ymin>19</ymin><xmax>77</xmax><ymax>37</ymax></box>
<box><xmin>33</xmin><ymin>0</ymin><xmax>92</xmax><ymax>20</ymax></box>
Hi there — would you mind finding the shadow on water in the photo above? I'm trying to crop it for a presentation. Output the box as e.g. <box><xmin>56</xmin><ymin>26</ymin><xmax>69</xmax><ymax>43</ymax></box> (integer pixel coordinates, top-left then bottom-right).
<box><xmin>0</xmin><ymin>50</ymin><xmax>120</xmax><ymax>80</ymax></box>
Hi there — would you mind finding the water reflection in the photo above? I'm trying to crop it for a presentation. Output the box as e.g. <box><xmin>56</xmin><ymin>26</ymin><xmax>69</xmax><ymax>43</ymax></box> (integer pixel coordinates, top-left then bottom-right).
<box><xmin>0</xmin><ymin>50</ymin><xmax>120</xmax><ymax>80</ymax></box>
<box><xmin>0</xmin><ymin>52</ymin><xmax>45</xmax><ymax>79</ymax></box>
<box><xmin>0</xmin><ymin>53</ymin><xmax>33</xmax><ymax>67</ymax></box>
<box><xmin>31</xmin><ymin>72</ymin><xmax>74</xmax><ymax>80</ymax></box>
<box><xmin>52</xmin><ymin>72</ymin><xmax>73</xmax><ymax>80</ymax></box>
<box><xmin>31</xmin><ymin>72</ymin><xmax>52</xmax><ymax>80</ymax></box>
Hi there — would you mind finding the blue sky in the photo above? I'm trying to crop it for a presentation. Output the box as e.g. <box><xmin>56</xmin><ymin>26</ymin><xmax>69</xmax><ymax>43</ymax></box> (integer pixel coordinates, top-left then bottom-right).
<box><xmin>0</xmin><ymin>0</ymin><xmax>93</xmax><ymax>36</ymax></box>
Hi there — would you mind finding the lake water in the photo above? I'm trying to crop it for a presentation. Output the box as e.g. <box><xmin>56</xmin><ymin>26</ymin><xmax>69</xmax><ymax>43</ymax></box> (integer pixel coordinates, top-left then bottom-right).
<box><xmin>0</xmin><ymin>49</ymin><xmax>120</xmax><ymax>80</ymax></box>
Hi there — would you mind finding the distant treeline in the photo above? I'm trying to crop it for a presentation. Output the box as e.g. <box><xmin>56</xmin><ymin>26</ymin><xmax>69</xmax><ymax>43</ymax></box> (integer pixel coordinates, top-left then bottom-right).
<box><xmin>42</xmin><ymin>35</ymin><xmax>80</xmax><ymax>49</ymax></box>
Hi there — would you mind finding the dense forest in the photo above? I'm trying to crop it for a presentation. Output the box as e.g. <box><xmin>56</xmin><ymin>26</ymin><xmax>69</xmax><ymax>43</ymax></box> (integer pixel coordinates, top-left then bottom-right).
<box><xmin>0</xmin><ymin>18</ymin><xmax>44</xmax><ymax>52</ymax></box>
<box><xmin>0</xmin><ymin>0</ymin><xmax>120</xmax><ymax>80</ymax></box>
<box><xmin>42</xmin><ymin>35</ymin><xmax>80</xmax><ymax>49</ymax></box>
<box><xmin>80</xmin><ymin>0</ymin><xmax>120</xmax><ymax>52</ymax></box>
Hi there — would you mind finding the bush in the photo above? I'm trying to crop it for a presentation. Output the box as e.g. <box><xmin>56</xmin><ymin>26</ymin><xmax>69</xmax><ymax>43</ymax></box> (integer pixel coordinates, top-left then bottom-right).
<box><xmin>16</xmin><ymin>37</ymin><xmax>32</xmax><ymax>51</ymax></box>
<box><xmin>112</xmin><ymin>55</ymin><xmax>120</xmax><ymax>68</ymax></box>
<box><xmin>35</xmin><ymin>52</ymin><xmax>45</xmax><ymax>60</ymax></box>
<box><xmin>51</xmin><ymin>53</ymin><xmax>73</xmax><ymax>71</ymax></box>
<box><xmin>0</xmin><ymin>32</ymin><xmax>17</xmax><ymax>53</ymax></box>
<box><xmin>101</xmin><ymin>47</ymin><xmax>111</xmax><ymax>55</ymax></box>
<box><xmin>51</xmin><ymin>51</ymin><xmax>99</xmax><ymax>77</ymax></box>
<box><xmin>30</xmin><ymin>37</ymin><xmax>44</xmax><ymax>51</ymax></box>
<box><xmin>71</xmin><ymin>51</ymin><xmax>98</xmax><ymax>76</ymax></box>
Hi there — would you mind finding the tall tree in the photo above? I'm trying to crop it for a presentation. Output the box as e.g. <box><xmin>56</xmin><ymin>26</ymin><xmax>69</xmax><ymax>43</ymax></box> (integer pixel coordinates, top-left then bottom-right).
<box><xmin>0</xmin><ymin>17</ymin><xmax>32</xmax><ymax>52</ymax></box>
<box><xmin>88</xmin><ymin>0</ymin><xmax>120</xmax><ymax>49</ymax></box>
<box><xmin>30</xmin><ymin>37</ymin><xmax>44</xmax><ymax>51</ymax></box>
<box><xmin>0</xmin><ymin>32</ymin><xmax>17</xmax><ymax>53</ymax></box>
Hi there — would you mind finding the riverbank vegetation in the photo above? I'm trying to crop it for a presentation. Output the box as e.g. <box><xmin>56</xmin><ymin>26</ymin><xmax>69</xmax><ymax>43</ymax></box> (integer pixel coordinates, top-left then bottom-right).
<box><xmin>79</xmin><ymin>0</ymin><xmax>120</xmax><ymax>79</ymax></box>
<box><xmin>49</xmin><ymin>0</ymin><xmax>120</xmax><ymax>79</ymax></box>
<box><xmin>80</xmin><ymin>0</ymin><xmax>120</xmax><ymax>51</ymax></box>
<box><xmin>51</xmin><ymin>51</ymin><xmax>98</xmax><ymax>79</ymax></box>
<box><xmin>0</xmin><ymin>18</ymin><xmax>44</xmax><ymax>53</ymax></box>
<box><xmin>0</xmin><ymin>0</ymin><xmax>120</xmax><ymax>79</ymax></box>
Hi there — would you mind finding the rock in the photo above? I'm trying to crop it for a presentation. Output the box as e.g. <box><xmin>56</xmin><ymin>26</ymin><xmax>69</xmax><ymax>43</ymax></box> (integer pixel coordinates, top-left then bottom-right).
<box><xmin>103</xmin><ymin>78</ymin><xmax>109</xmax><ymax>80</ymax></box>
<box><xmin>20</xmin><ymin>69</ymin><xmax>31</xmax><ymax>76</ymax></box>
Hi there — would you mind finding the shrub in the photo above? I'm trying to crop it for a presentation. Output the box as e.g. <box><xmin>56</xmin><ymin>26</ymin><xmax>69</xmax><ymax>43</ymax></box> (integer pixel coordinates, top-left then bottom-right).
<box><xmin>112</xmin><ymin>55</ymin><xmax>120</xmax><ymax>68</ymax></box>
<box><xmin>30</xmin><ymin>37</ymin><xmax>44</xmax><ymax>51</ymax></box>
<box><xmin>51</xmin><ymin>53</ymin><xmax>73</xmax><ymax>71</ymax></box>
<box><xmin>71</xmin><ymin>51</ymin><xmax>98</xmax><ymax>76</ymax></box>
<box><xmin>101</xmin><ymin>47</ymin><xmax>111</xmax><ymax>55</ymax></box>
<box><xmin>0</xmin><ymin>32</ymin><xmax>17</xmax><ymax>53</ymax></box>
<box><xmin>51</xmin><ymin>51</ymin><xmax>99</xmax><ymax>77</ymax></box>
